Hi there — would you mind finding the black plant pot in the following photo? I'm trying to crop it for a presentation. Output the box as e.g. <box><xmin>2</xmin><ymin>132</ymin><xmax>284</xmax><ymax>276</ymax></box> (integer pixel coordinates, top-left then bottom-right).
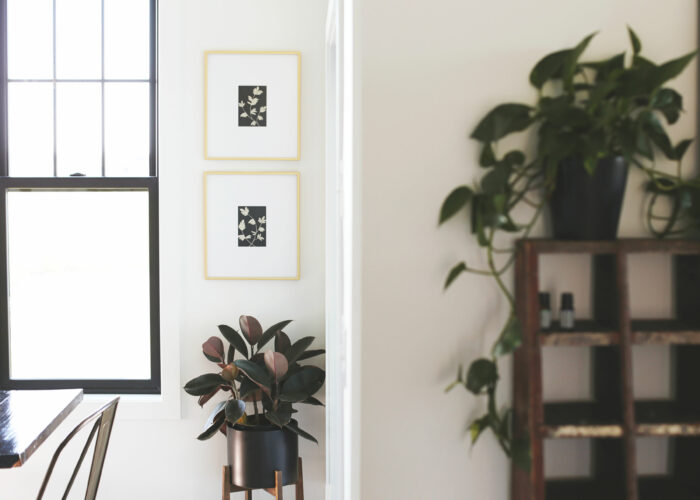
<box><xmin>549</xmin><ymin>156</ymin><xmax>629</xmax><ymax>240</ymax></box>
<box><xmin>226</xmin><ymin>420</ymin><xmax>299</xmax><ymax>490</ymax></box>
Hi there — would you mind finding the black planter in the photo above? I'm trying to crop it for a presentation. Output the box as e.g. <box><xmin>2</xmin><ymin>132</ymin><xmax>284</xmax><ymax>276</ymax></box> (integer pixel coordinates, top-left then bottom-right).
<box><xmin>226</xmin><ymin>420</ymin><xmax>299</xmax><ymax>490</ymax></box>
<box><xmin>549</xmin><ymin>156</ymin><xmax>628</xmax><ymax>240</ymax></box>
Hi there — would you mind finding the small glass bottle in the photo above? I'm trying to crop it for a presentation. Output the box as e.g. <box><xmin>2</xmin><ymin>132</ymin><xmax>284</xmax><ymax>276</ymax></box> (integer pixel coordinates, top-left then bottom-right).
<box><xmin>539</xmin><ymin>292</ymin><xmax>552</xmax><ymax>330</ymax></box>
<box><xmin>560</xmin><ymin>292</ymin><xmax>575</xmax><ymax>330</ymax></box>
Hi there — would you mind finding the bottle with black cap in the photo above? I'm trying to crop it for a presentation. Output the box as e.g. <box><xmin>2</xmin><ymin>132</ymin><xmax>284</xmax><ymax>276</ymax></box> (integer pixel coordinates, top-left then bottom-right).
<box><xmin>539</xmin><ymin>292</ymin><xmax>552</xmax><ymax>330</ymax></box>
<box><xmin>560</xmin><ymin>292</ymin><xmax>575</xmax><ymax>330</ymax></box>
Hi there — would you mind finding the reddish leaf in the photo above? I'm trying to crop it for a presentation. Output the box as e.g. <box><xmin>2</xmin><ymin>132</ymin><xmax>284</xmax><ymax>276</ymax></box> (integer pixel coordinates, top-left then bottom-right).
<box><xmin>275</xmin><ymin>331</ymin><xmax>292</xmax><ymax>353</ymax></box>
<box><xmin>198</xmin><ymin>387</ymin><xmax>220</xmax><ymax>407</ymax></box>
<box><xmin>202</xmin><ymin>336</ymin><xmax>225</xmax><ymax>363</ymax></box>
<box><xmin>239</xmin><ymin>315</ymin><xmax>263</xmax><ymax>345</ymax></box>
<box><xmin>264</xmin><ymin>351</ymin><xmax>289</xmax><ymax>382</ymax></box>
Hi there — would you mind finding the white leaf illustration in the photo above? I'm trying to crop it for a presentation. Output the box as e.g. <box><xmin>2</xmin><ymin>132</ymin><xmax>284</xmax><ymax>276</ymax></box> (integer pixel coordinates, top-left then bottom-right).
<box><xmin>259</xmin><ymin>106</ymin><xmax>267</xmax><ymax>112</ymax></box>
<box><xmin>253</xmin><ymin>86</ymin><xmax>263</xmax><ymax>96</ymax></box>
<box><xmin>257</xmin><ymin>216</ymin><xmax>266</xmax><ymax>224</ymax></box>
<box><xmin>238</xmin><ymin>101</ymin><xmax>245</xmax><ymax>108</ymax></box>
<box><xmin>259</xmin><ymin>226</ymin><xmax>265</xmax><ymax>232</ymax></box>
<box><xmin>251</xmin><ymin>121</ymin><xmax>257</xmax><ymax>126</ymax></box>
<box><xmin>257</xmin><ymin>234</ymin><xmax>264</xmax><ymax>241</ymax></box>
<box><xmin>248</xmin><ymin>218</ymin><xmax>256</xmax><ymax>225</ymax></box>
<box><xmin>245</xmin><ymin>235</ymin><xmax>251</xmax><ymax>239</ymax></box>
<box><xmin>238</xmin><ymin>235</ymin><xmax>245</xmax><ymax>241</ymax></box>
<box><xmin>240</xmin><ymin>207</ymin><xmax>249</xmax><ymax>216</ymax></box>
<box><xmin>240</xmin><ymin>112</ymin><xmax>248</xmax><ymax>118</ymax></box>
<box><xmin>258</xmin><ymin>115</ymin><xmax>264</xmax><ymax>121</ymax></box>
<box><xmin>248</xmin><ymin>97</ymin><xmax>259</xmax><ymax>106</ymax></box>
<box><xmin>251</xmin><ymin>108</ymin><xmax>257</xmax><ymax>115</ymax></box>
<box><xmin>239</xmin><ymin>220</ymin><xmax>246</xmax><ymax>231</ymax></box>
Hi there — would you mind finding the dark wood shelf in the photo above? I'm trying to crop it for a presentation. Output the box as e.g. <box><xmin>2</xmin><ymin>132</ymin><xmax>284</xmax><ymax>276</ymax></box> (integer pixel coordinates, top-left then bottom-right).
<box><xmin>513</xmin><ymin>239</ymin><xmax>700</xmax><ymax>500</ymax></box>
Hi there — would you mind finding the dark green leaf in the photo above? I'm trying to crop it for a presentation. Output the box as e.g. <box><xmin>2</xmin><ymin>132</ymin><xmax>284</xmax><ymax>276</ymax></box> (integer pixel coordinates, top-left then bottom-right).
<box><xmin>218</xmin><ymin>325</ymin><xmax>249</xmax><ymax>359</ymax></box>
<box><xmin>280</xmin><ymin>365</ymin><xmax>326</xmax><ymax>402</ymax></box>
<box><xmin>285</xmin><ymin>420</ymin><xmax>318</xmax><ymax>444</ymax></box>
<box><xmin>197</xmin><ymin>401</ymin><xmax>226</xmax><ymax>440</ymax></box>
<box><xmin>444</xmin><ymin>262</ymin><xmax>467</xmax><ymax>290</ymax></box>
<box><xmin>301</xmin><ymin>396</ymin><xmax>324</xmax><ymax>406</ymax></box>
<box><xmin>479</xmin><ymin>143</ymin><xmax>496</xmax><ymax>167</ymax></box>
<box><xmin>284</xmin><ymin>336</ymin><xmax>316</xmax><ymax>365</ymax></box>
<box><xmin>561</xmin><ymin>33</ymin><xmax>597</xmax><ymax>90</ymax></box>
<box><xmin>234</xmin><ymin>359</ymin><xmax>272</xmax><ymax>389</ymax></box>
<box><xmin>465</xmin><ymin>358</ymin><xmax>498</xmax><ymax>395</ymax></box>
<box><xmin>239</xmin><ymin>315</ymin><xmax>263</xmax><ymax>345</ymax></box>
<box><xmin>471</xmin><ymin>104</ymin><xmax>533</xmax><ymax>142</ymax></box>
<box><xmin>226</xmin><ymin>344</ymin><xmax>235</xmax><ymax>364</ymax></box>
<box><xmin>202</xmin><ymin>336</ymin><xmax>225</xmax><ymax>364</ymax></box>
<box><xmin>530</xmin><ymin>49</ymin><xmax>572</xmax><ymax>89</ymax></box>
<box><xmin>674</xmin><ymin>139</ymin><xmax>693</xmax><ymax>161</ymax></box>
<box><xmin>258</xmin><ymin>320</ymin><xmax>293</xmax><ymax>349</ymax></box>
<box><xmin>628</xmin><ymin>26</ymin><xmax>641</xmax><ymax>56</ymax></box>
<box><xmin>224</xmin><ymin>399</ymin><xmax>246</xmax><ymax>424</ymax></box>
<box><xmin>266</xmin><ymin>402</ymin><xmax>292</xmax><ymax>427</ymax></box>
<box><xmin>481</xmin><ymin>165</ymin><xmax>511</xmax><ymax>194</ymax></box>
<box><xmin>297</xmin><ymin>349</ymin><xmax>325</xmax><ymax>361</ymax></box>
<box><xmin>492</xmin><ymin>316</ymin><xmax>523</xmax><ymax>357</ymax></box>
<box><xmin>652</xmin><ymin>88</ymin><xmax>683</xmax><ymax>125</ymax></box>
<box><xmin>511</xmin><ymin>437</ymin><xmax>531</xmax><ymax>472</ymax></box>
<box><xmin>582</xmin><ymin>52</ymin><xmax>625</xmax><ymax>82</ymax></box>
<box><xmin>439</xmin><ymin>186</ymin><xmax>473</xmax><ymax>224</ymax></box>
<box><xmin>652</xmin><ymin>51</ymin><xmax>697</xmax><ymax>89</ymax></box>
<box><xmin>503</xmin><ymin>150</ymin><xmax>526</xmax><ymax>166</ymax></box>
<box><xmin>184</xmin><ymin>373</ymin><xmax>227</xmax><ymax>396</ymax></box>
<box><xmin>239</xmin><ymin>377</ymin><xmax>262</xmax><ymax>401</ymax></box>
<box><xmin>469</xmin><ymin>414</ymin><xmax>491</xmax><ymax>444</ymax></box>
<box><xmin>275</xmin><ymin>331</ymin><xmax>292</xmax><ymax>354</ymax></box>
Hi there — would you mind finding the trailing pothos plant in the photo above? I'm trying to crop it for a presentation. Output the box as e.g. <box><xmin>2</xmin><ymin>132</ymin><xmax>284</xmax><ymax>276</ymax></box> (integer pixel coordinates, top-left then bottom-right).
<box><xmin>184</xmin><ymin>315</ymin><xmax>326</xmax><ymax>443</ymax></box>
<box><xmin>440</xmin><ymin>28</ymin><xmax>697</xmax><ymax>470</ymax></box>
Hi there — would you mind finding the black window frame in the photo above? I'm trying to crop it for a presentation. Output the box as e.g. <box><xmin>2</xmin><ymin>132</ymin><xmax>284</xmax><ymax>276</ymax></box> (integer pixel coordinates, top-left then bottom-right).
<box><xmin>0</xmin><ymin>0</ymin><xmax>160</xmax><ymax>394</ymax></box>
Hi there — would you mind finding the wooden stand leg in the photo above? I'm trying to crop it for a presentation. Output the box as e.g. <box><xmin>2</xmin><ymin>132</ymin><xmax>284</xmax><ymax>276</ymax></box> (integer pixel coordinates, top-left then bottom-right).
<box><xmin>295</xmin><ymin>458</ymin><xmax>304</xmax><ymax>500</ymax></box>
<box><xmin>274</xmin><ymin>470</ymin><xmax>283</xmax><ymax>499</ymax></box>
<box><xmin>222</xmin><ymin>466</ymin><xmax>231</xmax><ymax>500</ymax></box>
<box><xmin>245</xmin><ymin>490</ymin><xmax>253</xmax><ymax>500</ymax></box>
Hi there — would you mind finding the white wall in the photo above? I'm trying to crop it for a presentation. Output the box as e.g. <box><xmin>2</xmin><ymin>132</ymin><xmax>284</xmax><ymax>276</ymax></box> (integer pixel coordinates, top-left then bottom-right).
<box><xmin>355</xmin><ymin>0</ymin><xmax>697</xmax><ymax>498</ymax></box>
<box><xmin>0</xmin><ymin>1</ymin><xmax>328</xmax><ymax>498</ymax></box>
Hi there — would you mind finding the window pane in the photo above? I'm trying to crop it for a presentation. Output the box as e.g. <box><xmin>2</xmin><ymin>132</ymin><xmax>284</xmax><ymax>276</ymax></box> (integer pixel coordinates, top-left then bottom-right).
<box><xmin>55</xmin><ymin>0</ymin><xmax>101</xmax><ymax>79</ymax></box>
<box><xmin>7</xmin><ymin>0</ymin><xmax>54</xmax><ymax>79</ymax></box>
<box><xmin>8</xmin><ymin>83</ymin><xmax>54</xmax><ymax>176</ymax></box>
<box><xmin>56</xmin><ymin>83</ymin><xmax>101</xmax><ymax>176</ymax></box>
<box><xmin>104</xmin><ymin>0</ymin><xmax>149</xmax><ymax>79</ymax></box>
<box><xmin>7</xmin><ymin>190</ymin><xmax>151</xmax><ymax>380</ymax></box>
<box><xmin>105</xmin><ymin>83</ymin><xmax>149</xmax><ymax>176</ymax></box>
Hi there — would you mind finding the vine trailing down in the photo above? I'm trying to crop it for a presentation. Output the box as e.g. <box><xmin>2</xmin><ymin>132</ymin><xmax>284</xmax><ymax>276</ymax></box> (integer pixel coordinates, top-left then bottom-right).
<box><xmin>439</xmin><ymin>27</ymin><xmax>698</xmax><ymax>470</ymax></box>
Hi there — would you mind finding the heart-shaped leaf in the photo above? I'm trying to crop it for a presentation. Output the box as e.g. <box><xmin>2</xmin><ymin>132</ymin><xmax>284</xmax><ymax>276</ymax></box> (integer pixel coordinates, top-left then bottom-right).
<box><xmin>234</xmin><ymin>359</ymin><xmax>272</xmax><ymax>389</ymax></box>
<box><xmin>439</xmin><ymin>186</ymin><xmax>473</xmax><ymax>224</ymax></box>
<box><xmin>202</xmin><ymin>336</ymin><xmax>225</xmax><ymax>363</ymax></box>
<box><xmin>184</xmin><ymin>373</ymin><xmax>227</xmax><ymax>396</ymax></box>
<box><xmin>284</xmin><ymin>337</ymin><xmax>315</xmax><ymax>365</ymax></box>
<box><xmin>465</xmin><ymin>359</ymin><xmax>498</xmax><ymax>395</ymax></box>
<box><xmin>218</xmin><ymin>324</ymin><xmax>249</xmax><ymax>359</ymax></box>
<box><xmin>471</xmin><ymin>103</ymin><xmax>533</xmax><ymax>143</ymax></box>
<box><xmin>285</xmin><ymin>420</ymin><xmax>318</xmax><ymax>444</ymax></box>
<box><xmin>492</xmin><ymin>316</ymin><xmax>523</xmax><ymax>357</ymax></box>
<box><xmin>280</xmin><ymin>365</ymin><xmax>325</xmax><ymax>402</ymax></box>
<box><xmin>275</xmin><ymin>331</ymin><xmax>292</xmax><ymax>353</ymax></box>
<box><xmin>258</xmin><ymin>320</ymin><xmax>293</xmax><ymax>349</ymax></box>
<box><xmin>239</xmin><ymin>315</ymin><xmax>263</xmax><ymax>345</ymax></box>
<box><xmin>197</xmin><ymin>401</ymin><xmax>226</xmax><ymax>440</ymax></box>
<box><xmin>224</xmin><ymin>399</ymin><xmax>246</xmax><ymax>424</ymax></box>
<box><xmin>264</xmin><ymin>351</ymin><xmax>289</xmax><ymax>382</ymax></box>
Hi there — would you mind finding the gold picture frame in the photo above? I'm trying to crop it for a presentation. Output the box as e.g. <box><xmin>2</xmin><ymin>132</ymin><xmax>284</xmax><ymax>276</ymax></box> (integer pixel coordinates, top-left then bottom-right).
<box><xmin>204</xmin><ymin>171</ymin><xmax>300</xmax><ymax>280</ymax></box>
<box><xmin>204</xmin><ymin>51</ymin><xmax>301</xmax><ymax>161</ymax></box>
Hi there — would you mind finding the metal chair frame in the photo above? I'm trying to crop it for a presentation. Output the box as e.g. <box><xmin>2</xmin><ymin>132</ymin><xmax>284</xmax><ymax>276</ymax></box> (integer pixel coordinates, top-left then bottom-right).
<box><xmin>37</xmin><ymin>397</ymin><xmax>119</xmax><ymax>500</ymax></box>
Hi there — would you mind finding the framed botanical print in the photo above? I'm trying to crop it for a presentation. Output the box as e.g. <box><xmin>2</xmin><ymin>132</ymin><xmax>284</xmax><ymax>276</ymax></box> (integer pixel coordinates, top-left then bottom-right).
<box><xmin>204</xmin><ymin>172</ymin><xmax>300</xmax><ymax>280</ymax></box>
<box><xmin>204</xmin><ymin>51</ymin><xmax>301</xmax><ymax>160</ymax></box>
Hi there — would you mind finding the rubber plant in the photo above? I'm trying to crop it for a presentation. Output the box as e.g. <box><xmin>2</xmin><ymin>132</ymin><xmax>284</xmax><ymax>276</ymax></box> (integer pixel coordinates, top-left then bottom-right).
<box><xmin>440</xmin><ymin>28</ymin><xmax>697</xmax><ymax>470</ymax></box>
<box><xmin>184</xmin><ymin>315</ymin><xmax>326</xmax><ymax>443</ymax></box>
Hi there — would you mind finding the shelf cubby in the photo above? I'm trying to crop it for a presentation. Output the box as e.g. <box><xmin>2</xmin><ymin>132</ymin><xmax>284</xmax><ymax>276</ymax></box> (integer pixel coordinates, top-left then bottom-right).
<box><xmin>512</xmin><ymin>239</ymin><xmax>700</xmax><ymax>500</ymax></box>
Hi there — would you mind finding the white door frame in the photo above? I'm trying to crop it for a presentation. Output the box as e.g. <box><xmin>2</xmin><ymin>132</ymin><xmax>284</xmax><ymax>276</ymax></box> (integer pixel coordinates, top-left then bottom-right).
<box><xmin>325</xmin><ymin>0</ymin><xmax>361</xmax><ymax>498</ymax></box>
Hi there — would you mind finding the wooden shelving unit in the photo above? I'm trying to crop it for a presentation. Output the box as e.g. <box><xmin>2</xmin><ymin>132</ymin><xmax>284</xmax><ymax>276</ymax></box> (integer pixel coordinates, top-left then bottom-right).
<box><xmin>512</xmin><ymin>239</ymin><xmax>700</xmax><ymax>500</ymax></box>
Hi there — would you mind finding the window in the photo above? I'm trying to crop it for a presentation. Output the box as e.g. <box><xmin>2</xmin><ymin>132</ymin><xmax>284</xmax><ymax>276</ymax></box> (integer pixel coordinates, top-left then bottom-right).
<box><xmin>0</xmin><ymin>0</ymin><xmax>159</xmax><ymax>394</ymax></box>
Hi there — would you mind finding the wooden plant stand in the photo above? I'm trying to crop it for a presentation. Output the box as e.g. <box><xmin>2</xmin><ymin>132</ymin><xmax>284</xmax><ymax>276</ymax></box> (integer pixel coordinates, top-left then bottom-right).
<box><xmin>222</xmin><ymin>457</ymin><xmax>304</xmax><ymax>500</ymax></box>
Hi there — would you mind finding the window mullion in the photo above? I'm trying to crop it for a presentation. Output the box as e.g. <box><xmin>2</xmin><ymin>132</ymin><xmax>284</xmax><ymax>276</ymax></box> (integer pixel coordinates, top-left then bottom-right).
<box><xmin>100</xmin><ymin>0</ymin><xmax>105</xmax><ymax>177</ymax></box>
<box><xmin>0</xmin><ymin>0</ymin><xmax>8</xmax><ymax>176</ymax></box>
<box><xmin>52</xmin><ymin>0</ymin><xmax>57</xmax><ymax>177</ymax></box>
